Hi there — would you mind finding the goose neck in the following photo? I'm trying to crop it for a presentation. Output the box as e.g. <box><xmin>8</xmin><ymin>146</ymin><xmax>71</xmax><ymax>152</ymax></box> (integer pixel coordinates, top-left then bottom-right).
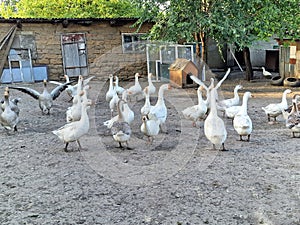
<box><xmin>109</xmin><ymin>76</ymin><xmax>113</xmax><ymax>88</ymax></box>
<box><xmin>209</xmin><ymin>88</ymin><xmax>218</xmax><ymax>115</ymax></box>
<box><xmin>233</xmin><ymin>87</ymin><xmax>240</xmax><ymax>98</ymax></box>
<box><xmin>117</xmin><ymin>100</ymin><xmax>125</xmax><ymax>121</ymax></box>
<box><xmin>281</xmin><ymin>91</ymin><xmax>289</xmax><ymax>103</ymax></box>
<box><xmin>197</xmin><ymin>89</ymin><xmax>203</xmax><ymax>105</ymax></box>
<box><xmin>241</xmin><ymin>96</ymin><xmax>249</xmax><ymax>114</ymax></box>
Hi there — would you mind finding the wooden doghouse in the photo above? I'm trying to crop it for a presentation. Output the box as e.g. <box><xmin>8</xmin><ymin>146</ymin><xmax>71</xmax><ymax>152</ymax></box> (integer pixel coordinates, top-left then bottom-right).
<box><xmin>169</xmin><ymin>58</ymin><xmax>198</xmax><ymax>88</ymax></box>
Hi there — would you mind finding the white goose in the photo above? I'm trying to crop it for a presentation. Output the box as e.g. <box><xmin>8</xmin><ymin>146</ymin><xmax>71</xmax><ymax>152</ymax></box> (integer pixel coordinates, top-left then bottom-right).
<box><xmin>66</xmin><ymin>76</ymin><xmax>84</xmax><ymax>122</ymax></box>
<box><xmin>283</xmin><ymin>94</ymin><xmax>300</xmax><ymax>137</ymax></box>
<box><xmin>217</xmin><ymin>84</ymin><xmax>243</xmax><ymax>116</ymax></box>
<box><xmin>121</xmin><ymin>90</ymin><xmax>135</xmax><ymax>125</ymax></box>
<box><xmin>262</xmin><ymin>89</ymin><xmax>292</xmax><ymax>122</ymax></box>
<box><xmin>127</xmin><ymin>73</ymin><xmax>142</xmax><ymax>101</ymax></box>
<box><xmin>52</xmin><ymin>90</ymin><xmax>92</xmax><ymax>151</ymax></box>
<box><xmin>141</xmin><ymin>87</ymin><xmax>153</xmax><ymax>116</ymax></box>
<box><xmin>144</xmin><ymin>73</ymin><xmax>156</xmax><ymax>96</ymax></box>
<box><xmin>9</xmin><ymin>79</ymin><xmax>71</xmax><ymax>114</ymax></box>
<box><xmin>106</xmin><ymin>74</ymin><xmax>116</xmax><ymax>102</ymax></box>
<box><xmin>0</xmin><ymin>89</ymin><xmax>19</xmax><ymax>131</ymax></box>
<box><xmin>149</xmin><ymin>83</ymin><xmax>172</xmax><ymax>132</ymax></box>
<box><xmin>204</xmin><ymin>83</ymin><xmax>227</xmax><ymax>151</ymax></box>
<box><xmin>262</xmin><ymin>67</ymin><xmax>272</xmax><ymax>79</ymax></box>
<box><xmin>189</xmin><ymin>68</ymin><xmax>231</xmax><ymax>110</ymax></box>
<box><xmin>182</xmin><ymin>85</ymin><xmax>207</xmax><ymax>127</ymax></box>
<box><xmin>140</xmin><ymin>113</ymin><xmax>160</xmax><ymax>144</ymax></box>
<box><xmin>111</xmin><ymin>100</ymin><xmax>132</xmax><ymax>149</ymax></box>
<box><xmin>103</xmin><ymin>90</ymin><xmax>134</xmax><ymax>128</ymax></box>
<box><xmin>109</xmin><ymin>82</ymin><xmax>120</xmax><ymax>117</ymax></box>
<box><xmin>1</xmin><ymin>87</ymin><xmax>21</xmax><ymax>116</ymax></box>
<box><xmin>233</xmin><ymin>91</ymin><xmax>253</xmax><ymax>141</ymax></box>
<box><xmin>66</xmin><ymin>84</ymin><xmax>90</xmax><ymax>123</ymax></box>
<box><xmin>114</xmin><ymin>75</ymin><xmax>125</xmax><ymax>95</ymax></box>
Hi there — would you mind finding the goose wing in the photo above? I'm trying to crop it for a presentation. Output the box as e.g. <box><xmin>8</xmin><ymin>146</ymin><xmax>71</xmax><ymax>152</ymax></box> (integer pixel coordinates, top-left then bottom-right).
<box><xmin>83</xmin><ymin>76</ymin><xmax>95</xmax><ymax>86</ymax></box>
<box><xmin>50</xmin><ymin>81</ymin><xmax>73</xmax><ymax>100</ymax></box>
<box><xmin>215</xmin><ymin>68</ymin><xmax>231</xmax><ymax>89</ymax></box>
<box><xmin>49</xmin><ymin>81</ymin><xmax>64</xmax><ymax>85</ymax></box>
<box><xmin>189</xmin><ymin>75</ymin><xmax>208</xmax><ymax>91</ymax></box>
<box><xmin>8</xmin><ymin>86</ymin><xmax>40</xmax><ymax>100</ymax></box>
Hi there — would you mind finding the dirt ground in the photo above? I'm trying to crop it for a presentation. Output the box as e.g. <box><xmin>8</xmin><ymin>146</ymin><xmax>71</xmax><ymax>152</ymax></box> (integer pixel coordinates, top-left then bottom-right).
<box><xmin>0</xmin><ymin>70</ymin><xmax>299</xmax><ymax>225</ymax></box>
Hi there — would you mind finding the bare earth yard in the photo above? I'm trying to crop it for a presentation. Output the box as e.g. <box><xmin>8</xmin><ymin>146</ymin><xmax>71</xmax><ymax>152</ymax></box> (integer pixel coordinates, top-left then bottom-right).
<box><xmin>0</xmin><ymin>71</ymin><xmax>299</xmax><ymax>225</ymax></box>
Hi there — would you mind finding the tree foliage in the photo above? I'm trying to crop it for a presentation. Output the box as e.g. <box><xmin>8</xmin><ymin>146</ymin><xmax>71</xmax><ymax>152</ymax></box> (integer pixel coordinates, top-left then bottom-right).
<box><xmin>0</xmin><ymin>0</ymin><xmax>142</xmax><ymax>18</ymax></box>
<box><xmin>133</xmin><ymin>0</ymin><xmax>300</xmax><ymax>51</ymax></box>
<box><xmin>132</xmin><ymin>0</ymin><xmax>299</xmax><ymax>80</ymax></box>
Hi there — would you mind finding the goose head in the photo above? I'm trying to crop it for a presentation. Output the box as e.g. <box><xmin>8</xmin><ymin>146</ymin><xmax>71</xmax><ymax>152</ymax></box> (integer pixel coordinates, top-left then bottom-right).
<box><xmin>235</xmin><ymin>84</ymin><xmax>243</xmax><ymax>90</ymax></box>
<box><xmin>64</xmin><ymin>74</ymin><xmax>70</xmax><ymax>82</ymax></box>
<box><xmin>284</xmin><ymin>89</ymin><xmax>292</xmax><ymax>95</ymax></box>
<box><xmin>114</xmin><ymin>75</ymin><xmax>119</xmax><ymax>83</ymax></box>
<box><xmin>142</xmin><ymin>115</ymin><xmax>148</xmax><ymax>123</ymax></box>
<box><xmin>4</xmin><ymin>90</ymin><xmax>9</xmax><ymax>99</ymax></box>
<box><xmin>144</xmin><ymin>87</ymin><xmax>149</xmax><ymax>94</ymax></box>
<box><xmin>243</xmin><ymin>91</ymin><xmax>253</xmax><ymax>99</ymax></box>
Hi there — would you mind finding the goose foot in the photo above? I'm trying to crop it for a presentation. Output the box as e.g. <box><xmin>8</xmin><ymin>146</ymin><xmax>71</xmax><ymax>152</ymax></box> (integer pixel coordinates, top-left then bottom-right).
<box><xmin>77</xmin><ymin>140</ymin><xmax>83</xmax><ymax>150</ymax></box>
<box><xmin>118</xmin><ymin>142</ymin><xmax>124</xmax><ymax>149</ymax></box>
<box><xmin>147</xmin><ymin>137</ymin><xmax>154</xmax><ymax>145</ymax></box>
<box><xmin>64</xmin><ymin>143</ymin><xmax>69</xmax><ymax>152</ymax></box>
<box><xmin>291</xmin><ymin>132</ymin><xmax>299</xmax><ymax>138</ymax></box>
<box><xmin>118</xmin><ymin>142</ymin><xmax>133</xmax><ymax>150</ymax></box>
<box><xmin>247</xmin><ymin>135</ymin><xmax>250</xmax><ymax>142</ymax></box>
<box><xmin>220</xmin><ymin>143</ymin><xmax>228</xmax><ymax>151</ymax></box>
<box><xmin>212</xmin><ymin>144</ymin><xmax>216</xmax><ymax>150</ymax></box>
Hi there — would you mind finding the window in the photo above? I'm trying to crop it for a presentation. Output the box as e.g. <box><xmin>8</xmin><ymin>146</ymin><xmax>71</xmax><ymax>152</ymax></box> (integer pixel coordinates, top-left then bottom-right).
<box><xmin>122</xmin><ymin>33</ymin><xmax>146</xmax><ymax>53</ymax></box>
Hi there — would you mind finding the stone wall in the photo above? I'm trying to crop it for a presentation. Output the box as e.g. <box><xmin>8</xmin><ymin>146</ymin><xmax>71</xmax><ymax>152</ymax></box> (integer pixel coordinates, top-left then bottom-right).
<box><xmin>0</xmin><ymin>19</ymin><xmax>152</xmax><ymax>81</ymax></box>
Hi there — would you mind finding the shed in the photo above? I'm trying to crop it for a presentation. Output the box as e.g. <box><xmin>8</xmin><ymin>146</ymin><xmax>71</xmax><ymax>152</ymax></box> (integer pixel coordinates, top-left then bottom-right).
<box><xmin>169</xmin><ymin>58</ymin><xmax>198</xmax><ymax>88</ymax></box>
<box><xmin>276</xmin><ymin>39</ymin><xmax>300</xmax><ymax>79</ymax></box>
<box><xmin>0</xmin><ymin>18</ymin><xmax>153</xmax><ymax>82</ymax></box>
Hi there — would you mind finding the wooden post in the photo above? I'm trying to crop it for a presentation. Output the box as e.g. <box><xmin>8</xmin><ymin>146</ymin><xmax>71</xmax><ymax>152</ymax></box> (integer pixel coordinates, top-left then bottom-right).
<box><xmin>243</xmin><ymin>47</ymin><xmax>253</xmax><ymax>81</ymax></box>
<box><xmin>0</xmin><ymin>26</ymin><xmax>17</xmax><ymax>79</ymax></box>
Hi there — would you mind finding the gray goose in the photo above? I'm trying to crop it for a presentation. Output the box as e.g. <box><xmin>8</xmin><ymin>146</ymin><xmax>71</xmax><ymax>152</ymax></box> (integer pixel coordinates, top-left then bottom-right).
<box><xmin>9</xmin><ymin>79</ymin><xmax>72</xmax><ymax>114</ymax></box>
<box><xmin>111</xmin><ymin>100</ymin><xmax>132</xmax><ymax>149</ymax></box>
<box><xmin>1</xmin><ymin>87</ymin><xmax>21</xmax><ymax>116</ymax></box>
<box><xmin>0</xmin><ymin>89</ymin><xmax>19</xmax><ymax>131</ymax></box>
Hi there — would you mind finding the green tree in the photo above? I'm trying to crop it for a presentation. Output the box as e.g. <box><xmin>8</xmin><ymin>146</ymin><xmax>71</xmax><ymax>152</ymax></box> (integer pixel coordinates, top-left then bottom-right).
<box><xmin>133</xmin><ymin>0</ymin><xmax>300</xmax><ymax>80</ymax></box>
<box><xmin>0</xmin><ymin>0</ymin><xmax>141</xmax><ymax>18</ymax></box>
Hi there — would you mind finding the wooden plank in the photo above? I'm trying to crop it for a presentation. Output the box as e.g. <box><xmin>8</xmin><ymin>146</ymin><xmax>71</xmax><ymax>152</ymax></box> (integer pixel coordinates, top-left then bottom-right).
<box><xmin>0</xmin><ymin>25</ymin><xmax>16</xmax><ymax>50</ymax></box>
<box><xmin>0</xmin><ymin>26</ymin><xmax>17</xmax><ymax>79</ymax></box>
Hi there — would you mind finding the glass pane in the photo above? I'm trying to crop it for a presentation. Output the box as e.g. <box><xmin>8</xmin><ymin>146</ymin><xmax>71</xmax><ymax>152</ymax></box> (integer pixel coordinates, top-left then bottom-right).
<box><xmin>123</xmin><ymin>35</ymin><xmax>132</xmax><ymax>43</ymax></box>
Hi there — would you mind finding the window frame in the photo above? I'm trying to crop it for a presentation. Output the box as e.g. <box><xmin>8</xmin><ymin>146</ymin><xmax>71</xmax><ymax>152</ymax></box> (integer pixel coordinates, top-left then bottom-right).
<box><xmin>121</xmin><ymin>33</ymin><xmax>146</xmax><ymax>53</ymax></box>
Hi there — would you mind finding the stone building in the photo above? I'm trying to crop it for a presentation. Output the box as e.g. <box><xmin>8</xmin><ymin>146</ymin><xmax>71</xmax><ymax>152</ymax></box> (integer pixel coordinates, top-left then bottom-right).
<box><xmin>0</xmin><ymin>18</ymin><xmax>152</xmax><ymax>82</ymax></box>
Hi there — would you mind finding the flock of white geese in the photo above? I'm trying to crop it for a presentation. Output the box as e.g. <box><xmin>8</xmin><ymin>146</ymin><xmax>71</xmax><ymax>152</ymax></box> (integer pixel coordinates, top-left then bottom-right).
<box><xmin>1</xmin><ymin>69</ymin><xmax>300</xmax><ymax>151</ymax></box>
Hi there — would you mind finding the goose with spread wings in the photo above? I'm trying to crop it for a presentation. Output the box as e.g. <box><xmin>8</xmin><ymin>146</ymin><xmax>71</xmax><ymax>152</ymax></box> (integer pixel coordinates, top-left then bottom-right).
<box><xmin>9</xmin><ymin>79</ymin><xmax>72</xmax><ymax>114</ymax></box>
